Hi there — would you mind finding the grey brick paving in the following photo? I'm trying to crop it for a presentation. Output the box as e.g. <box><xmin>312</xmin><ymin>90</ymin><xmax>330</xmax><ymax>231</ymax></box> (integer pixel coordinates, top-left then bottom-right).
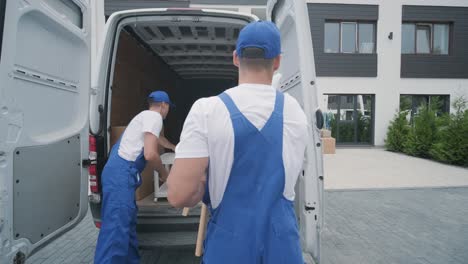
<box><xmin>26</xmin><ymin>188</ymin><xmax>468</xmax><ymax>264</ymax></box>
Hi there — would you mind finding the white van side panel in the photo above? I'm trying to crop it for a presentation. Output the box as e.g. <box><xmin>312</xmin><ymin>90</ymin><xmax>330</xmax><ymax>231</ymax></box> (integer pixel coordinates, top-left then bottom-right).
<box><xmin>0</xmin><ymin>0</ymin><xmax>91</xmax><ymax>261</ymax></box>
<box><xmin>267</xmin><ymin>0</ymin><xmax>324</xmax><ymax>263</ymax></box>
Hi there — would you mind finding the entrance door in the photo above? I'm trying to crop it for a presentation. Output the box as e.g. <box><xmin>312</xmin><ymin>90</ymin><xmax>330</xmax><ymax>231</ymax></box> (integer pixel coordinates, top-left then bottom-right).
<box><xmin>326</xmin><ymin>95</ymin><xmax>374</xmax><ymax>145</ymax></box>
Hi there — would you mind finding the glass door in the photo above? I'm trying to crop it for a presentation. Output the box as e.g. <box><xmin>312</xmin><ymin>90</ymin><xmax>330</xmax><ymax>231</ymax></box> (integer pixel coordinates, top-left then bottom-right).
<box><xmin>326</xmin><ymin>94</ymin><xmax>374</xmax><ymax>145</ymax></box>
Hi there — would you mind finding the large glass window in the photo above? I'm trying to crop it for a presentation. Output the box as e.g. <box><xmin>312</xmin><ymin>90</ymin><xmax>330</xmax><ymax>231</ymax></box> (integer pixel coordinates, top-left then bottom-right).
<box><xmin>433</xmin><ymin>24</ymin><xmax>450</xmax><ymax>55</ymax></box>
<box><xmin>401</xmin><ymin>22</ymin><xmax>450</xmax><ymax>55</ymax></box>
<box><xmin>416</xmin><ymin>25</ymin><xmax>431</xmax><ymax>54</ymax></box>
<box><xmin>358</xmin><ymin>23</ymin><xmax>375</xmax><ymax>54</ymax></box>
<box><xmin>400</xmin><ymin>95</ymin><xmax>450</xmax><ymax>122</ymax></box>
<box><xmin>324</xmin><ymin>21</ymin><xmax>376</xmax><ymax>54</ymax></box>
<box><xmin>341</xmin><ymin>22</ymin><xmax>357</xmax><ymax>53</ymax></box>
<box><xmin>324</xmin><ymin>22</ymin><xmax>340</xmax><ymax>53</ymax></box>
<box><xmin>402</xmin><ymin>24</ymin><xmax>416</xmax><ymax>54</ymax></box>
<box><xmin>325</xmin><ymin>94</ymin><xmax>374</xmax><ymax>144</ymax></box>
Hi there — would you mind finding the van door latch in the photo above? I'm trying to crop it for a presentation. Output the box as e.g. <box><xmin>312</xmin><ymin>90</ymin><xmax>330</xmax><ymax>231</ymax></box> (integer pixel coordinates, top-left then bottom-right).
<box><xmin>305</xmin><ymin>206</ymin><xmax>315</xmax><ymax>211</ymax></box>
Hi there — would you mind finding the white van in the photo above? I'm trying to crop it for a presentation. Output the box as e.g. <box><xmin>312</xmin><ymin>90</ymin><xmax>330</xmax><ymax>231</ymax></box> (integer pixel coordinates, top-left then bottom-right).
<box><xmin>0</xmin><ymin>0</ymin><xmax>323</xmax><ymax>263</ymax></box>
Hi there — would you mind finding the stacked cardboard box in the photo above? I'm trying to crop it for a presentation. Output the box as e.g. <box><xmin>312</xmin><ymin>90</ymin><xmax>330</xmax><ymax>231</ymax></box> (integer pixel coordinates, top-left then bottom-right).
<box><xmin>320</xmin><ymin>129</ymin><xmax>336</xmax><ymax>155</ymax></box>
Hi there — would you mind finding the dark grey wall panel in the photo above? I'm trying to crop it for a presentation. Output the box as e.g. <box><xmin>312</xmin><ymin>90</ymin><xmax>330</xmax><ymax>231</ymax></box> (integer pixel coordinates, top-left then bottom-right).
<box><xmin>308</xmin><ymin>4</ymin><xmax>379</xmax><ymax>77</ymax></box>
<box><xmin>105</xmin><ymin>0</ymin><xmax>189</xmax><ymax>15</ymax></box>
<box><xmin>191</xmin><ymin>0</ymin><xmax>267</xmax><ymax>5</ymax></box>
<box><xmin>401</xmin><ymin>5</ymin><xmax>468</xmax><ymax>78</ymax></box>
<box><xmin>13</xmin><ymin>135</ymin><xmax>81</xmax><ymax>243</ymax></box>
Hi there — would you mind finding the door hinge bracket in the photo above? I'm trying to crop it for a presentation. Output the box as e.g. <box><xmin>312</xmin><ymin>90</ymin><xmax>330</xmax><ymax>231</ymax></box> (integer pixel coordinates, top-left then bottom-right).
<box><xmin>82</xmin><ymin>159</ymin><xmax>92</xmax><ymax>168</ymax></box>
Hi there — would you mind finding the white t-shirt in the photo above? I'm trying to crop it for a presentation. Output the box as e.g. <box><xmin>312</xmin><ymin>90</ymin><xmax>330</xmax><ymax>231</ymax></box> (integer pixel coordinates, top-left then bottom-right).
<box><xmin>176</xmin><ymin>84</ymin><xmax>309</xmax><ymax>209</ymax></box>
<box><xmin>118</xmin><ymin>110</ymin><xmax>163</xmax><ymax>161</ymax></box>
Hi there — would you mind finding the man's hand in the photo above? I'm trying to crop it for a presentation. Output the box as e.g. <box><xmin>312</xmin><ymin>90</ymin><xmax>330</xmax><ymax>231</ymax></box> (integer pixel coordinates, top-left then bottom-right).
<box><xmin>144</xmin><ymin>132</ymin><xmax>166</xmax><ymax>175</ymax></box>
<box><xmin>159</xmin><ymin>136</ymin><xmax>177</xmax><ymax>152</ymax></box>
<box><xmin>159</xmin><ymin>168</ymin><xmax>169</xmax><ymax>182</ymax></box>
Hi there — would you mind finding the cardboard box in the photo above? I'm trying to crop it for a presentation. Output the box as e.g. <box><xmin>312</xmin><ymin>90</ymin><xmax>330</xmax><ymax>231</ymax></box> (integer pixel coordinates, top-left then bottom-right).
<box><xmin>320</xmin><ymin>129</ymin><xmax>332</xmax><ymax>138</ymax></box>
<box><xmin>322</xmin><ymin>137</ymin><xmax>336</xmax><ymax>155</ymax></box>
<box><xmin>110</xmin><ymin>126</ymin><xmax>154</xmax><ymax>201</ymax></box>
<box><xmin>110</xmin><ymin>126</ymin><xmax>127</xmax><ymax>147</ymax></box>
<box><xmin>137</xmin><ymin>166</ymin><xmax>155</xmax><ymax>201</ymax></box>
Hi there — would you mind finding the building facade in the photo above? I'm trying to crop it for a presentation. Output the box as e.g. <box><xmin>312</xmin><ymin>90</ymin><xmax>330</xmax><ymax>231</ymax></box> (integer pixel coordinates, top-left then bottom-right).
<box><xmin>104</xmin><ymin>0</ymin><xmax>468</xmax><ymax>146</ymax></box>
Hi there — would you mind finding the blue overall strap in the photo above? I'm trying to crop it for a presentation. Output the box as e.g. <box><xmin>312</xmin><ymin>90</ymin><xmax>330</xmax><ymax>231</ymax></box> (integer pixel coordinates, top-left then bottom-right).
<box><xmin>218</xmin><ymin>92</ymin><xmax>242</xmax><ymax>117</ymax></box>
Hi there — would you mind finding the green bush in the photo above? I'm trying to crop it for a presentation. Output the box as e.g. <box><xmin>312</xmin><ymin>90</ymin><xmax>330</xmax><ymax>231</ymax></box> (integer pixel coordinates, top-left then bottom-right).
<box><xmin>429</xmin><ymin>97</ymin><xmax>468</xmax><ymax>166</ymax></box>
<box><xmin>385</xmin><ymin>111</ymin><xmax>410</xmax><ymax>152</ymax></box>
<box><xmin>403</xmin><ymin>104</ymin><xmax>438</xmax><ymax>158</ymax></box>
<box><xmin>386</xmin><ymin>96</ymin><xmax>468</xmax><ymax>167</ymax></box>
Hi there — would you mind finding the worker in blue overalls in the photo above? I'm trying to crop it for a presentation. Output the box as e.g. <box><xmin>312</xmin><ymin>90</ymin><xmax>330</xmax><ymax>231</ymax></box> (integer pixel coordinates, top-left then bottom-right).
<box><xmin>167</xmin><ymin>21</ymin><xmax>309</xmax><ymax>263</ymax></box>
<box><xmin>94</xmin><ymin>91</ymin><xmax>175</xmax><ymax>264</ymax></box>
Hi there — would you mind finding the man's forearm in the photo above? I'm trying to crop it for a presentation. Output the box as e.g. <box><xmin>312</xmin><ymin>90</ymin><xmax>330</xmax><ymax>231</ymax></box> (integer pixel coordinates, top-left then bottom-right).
<box><xmin>185</xmin><ymin>180</ymin><xmax>206</xmax><ymax>208</ymax></box>
<box><xmin>159</xmin><ymin>136</ymin><xmax>176</xmax><ymax>150</ymax></box>
<box><xmin>148</xmin><ymin>155</ymin><xmax>167</xmax><ymax>180</ymax></box>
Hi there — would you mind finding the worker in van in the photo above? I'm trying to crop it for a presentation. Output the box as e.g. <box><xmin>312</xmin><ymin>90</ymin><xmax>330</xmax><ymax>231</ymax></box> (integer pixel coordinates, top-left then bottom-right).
<box><xmin>94</xmin><ymin>91</ymin><xmax>175</xmax><ymax>264</ymax></box>
<box><xmin>167</xmin><ymin>21</ymin><xmax>308</xmax><ymax>263</ymax></box>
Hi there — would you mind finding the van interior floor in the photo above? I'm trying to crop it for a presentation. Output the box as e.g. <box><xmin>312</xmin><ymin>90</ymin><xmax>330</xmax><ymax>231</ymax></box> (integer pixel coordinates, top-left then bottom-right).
<box><xmin>137</xmin><ymin>193</ymin><xmax>202</xmax><ymax>216</ymax></box>
<box><xmin>136</xmin><ymin>193</ymin><xmax>202</xmax><ymax>249</ymax></box>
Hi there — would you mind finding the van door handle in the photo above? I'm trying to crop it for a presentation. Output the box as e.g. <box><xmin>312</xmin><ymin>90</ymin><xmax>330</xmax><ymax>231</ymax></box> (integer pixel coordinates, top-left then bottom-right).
<box><xmin>90</xmin><ymin>104</ymin><xmax>105</xmax><ymax>136</ymax></box>
<box><xmin>315</xmin><ymin>109</ymin><xmax>324</xmax><ymax>129</ymax></box>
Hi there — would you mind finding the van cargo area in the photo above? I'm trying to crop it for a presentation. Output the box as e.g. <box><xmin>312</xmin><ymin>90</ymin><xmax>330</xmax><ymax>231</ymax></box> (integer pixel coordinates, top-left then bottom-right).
<box><xmin>97</xmin><ymin>11</ymin><xmax>255</xmax><ymax>248</ymax></box>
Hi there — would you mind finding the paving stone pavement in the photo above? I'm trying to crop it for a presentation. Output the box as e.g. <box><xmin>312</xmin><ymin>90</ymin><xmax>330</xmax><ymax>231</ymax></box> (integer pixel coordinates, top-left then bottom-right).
<box><xmin>26</xmin><ymin>188</ymin><xmax>468</xmax><ymax>264</ymax></box>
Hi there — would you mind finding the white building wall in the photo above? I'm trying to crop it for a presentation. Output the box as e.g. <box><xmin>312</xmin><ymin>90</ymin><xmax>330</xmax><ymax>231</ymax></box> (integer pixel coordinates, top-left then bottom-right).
<box><xmin>191</xmin><ymin>0</ymin><xmax>468</xmax><ymax>146</ymax></box>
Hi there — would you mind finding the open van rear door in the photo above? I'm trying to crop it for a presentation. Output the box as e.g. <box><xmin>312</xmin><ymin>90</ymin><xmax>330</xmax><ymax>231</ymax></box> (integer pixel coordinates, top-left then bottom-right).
<box><xmin>267</xmin><ymin>0</ymin><xmax>324</xmax><ymax>263</ymax></box>
<box><xmin>0</xmin><ymin>0</ymin><xmax>91</xmax><ymax>262</ymax></box>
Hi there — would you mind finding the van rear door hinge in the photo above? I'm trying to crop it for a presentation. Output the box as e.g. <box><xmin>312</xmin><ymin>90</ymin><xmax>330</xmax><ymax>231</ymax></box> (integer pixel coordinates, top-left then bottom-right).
<box><xmin>82</xmin><ymin>159</ymin><xmax>92</xmax><ymax>168</ymax></box>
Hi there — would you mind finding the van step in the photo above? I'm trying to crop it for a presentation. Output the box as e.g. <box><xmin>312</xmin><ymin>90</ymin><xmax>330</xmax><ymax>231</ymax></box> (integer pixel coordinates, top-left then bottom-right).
<box><xmin>138</xmin><ymin>231</ymin><xmax>198</xmax><ymax>249</ymax></box>
<box><xmin>137</xmin><ymin>217</ymin><xmax>200</xmax><ymax>232</ymax></box>
<box><xmin>138</xmin><ymin>206</ymin><xmax>202</xmax><ymax>218</ymax></box>
<box><xmin>137</xmin><ymin>209</ymin><xmax>201</xmax><ymax>218</ymax></box>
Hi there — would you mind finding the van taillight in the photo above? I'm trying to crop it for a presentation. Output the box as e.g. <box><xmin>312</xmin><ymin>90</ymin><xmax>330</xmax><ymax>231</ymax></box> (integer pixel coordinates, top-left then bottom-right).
<box><xmin>89</xmin><ymin>135</ymin><xmax>99</xmax><ymax>194</ymax></box>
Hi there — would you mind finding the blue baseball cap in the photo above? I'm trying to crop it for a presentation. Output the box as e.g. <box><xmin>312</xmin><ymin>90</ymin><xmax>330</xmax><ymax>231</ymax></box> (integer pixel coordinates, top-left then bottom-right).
<box><xmin>236</xmin><ymin>21</ymin><xmax>281</xmax><ymax>59</ymax></box>
<box><xmin>148</xmin><ymin>91</ymin><xmax>175</xmax><ymax>108</ymax></box>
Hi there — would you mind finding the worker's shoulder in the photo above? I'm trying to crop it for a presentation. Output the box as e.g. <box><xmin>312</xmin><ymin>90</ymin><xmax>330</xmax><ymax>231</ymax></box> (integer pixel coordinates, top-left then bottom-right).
<box><xmin>137</xmin><ymin>110</ymin><xmax>162</xmax><ymax>120</ymax></box>
<box><xmin>192</xmin><ymin>95</ymin><xmax>222</xmax><ymax>108</ymax></box>
<box><xmin>190</xmin><ymin>95</ymin><xmax>225</xmax><ymax>116</ymax></box>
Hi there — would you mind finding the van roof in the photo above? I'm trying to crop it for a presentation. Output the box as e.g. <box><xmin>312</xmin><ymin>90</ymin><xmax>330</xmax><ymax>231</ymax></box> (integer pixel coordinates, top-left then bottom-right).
<box><xmin>115</xmin><ymin>9</ymin><xmax>257</xmax><ymax>80</ymax></box>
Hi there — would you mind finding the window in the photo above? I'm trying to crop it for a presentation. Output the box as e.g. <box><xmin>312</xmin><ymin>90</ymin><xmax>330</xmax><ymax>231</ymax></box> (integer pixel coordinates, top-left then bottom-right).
<box><xmin>401</xmin><ymin>22</ymin><xmax>450</xmax><ymax>55</ymax></box>
<box><xmin>402</xmin><ymin>24</ymin><xmax>415</xmax><ymax>53</ymax></box>
<box><xmin>416</xmin><ymin>25</ymin><xmax>431</xmax><ymax>53</ymax></box>
<box><xmin>358</xmin><ymin>23</ymin><xmax>375</xmax><ymax>54</ymax></box>
<box><xmin>325</xmin><ymin>94</ymin><xmax>374</xmax><ymax>144</ymax></box>
<box><xmin>341</xmin><ymin>22</ymin><xmax>357</xmax><ymax>53</ymax></box>
<box><xmin>324</xmin><ymin>21</ymin><xmax>376</xmax><ymax>54</ymax></box>
<box><xmin>400</xmin><ymin>95</ymin><xmax>450</xmax><ymax>121</ymax></box>
<box><xmin>324</xmin><ymin>22</ymin><xmax>340</xmax><ymax>53</ymax></box>
<box><xmin>0</xmin><ymin>0</ymin><xmax>6</xmax><ymax>62</ymax></box>
<box><xmin>434</xmin><ymin>24</ymin><xmax>450</xmax><ymax>54</ymax></box>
